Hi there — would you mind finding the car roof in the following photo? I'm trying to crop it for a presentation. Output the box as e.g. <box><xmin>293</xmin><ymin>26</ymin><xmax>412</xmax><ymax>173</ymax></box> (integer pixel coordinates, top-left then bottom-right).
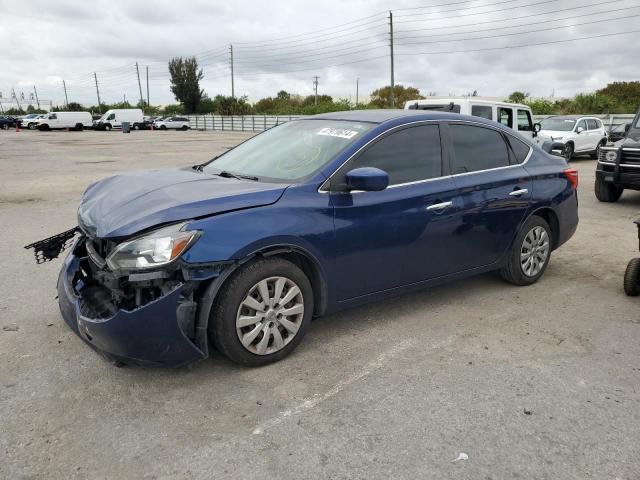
<box><xmin>304</xmin><ymin>109</ymin><xmax>475</xmax><ymax>124</ymax></box>
<box><xmin>545</xmin><ymin>115</ymin><xmax>599</xmax><ymax>120</ymax></box>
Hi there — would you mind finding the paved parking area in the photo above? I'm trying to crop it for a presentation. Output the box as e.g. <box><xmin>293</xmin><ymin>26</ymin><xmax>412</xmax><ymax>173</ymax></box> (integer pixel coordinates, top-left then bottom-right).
<box><xmin>1</xmin><ymin>130</ymin><xmax>640</xmax><ymax>479</ymax></box>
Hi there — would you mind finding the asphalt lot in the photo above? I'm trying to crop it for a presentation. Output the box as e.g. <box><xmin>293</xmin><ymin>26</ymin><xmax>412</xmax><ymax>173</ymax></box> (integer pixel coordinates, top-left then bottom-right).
<box><xmin>1</xmin><ymin>129</ymin><xmax>640</xmax><ymax>479</ymax></box>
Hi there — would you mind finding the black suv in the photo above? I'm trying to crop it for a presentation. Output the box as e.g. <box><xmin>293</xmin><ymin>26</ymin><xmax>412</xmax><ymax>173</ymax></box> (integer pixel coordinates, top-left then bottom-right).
<box><xmin>0</xmin><ymin>115</ymin><xmax>18</xmax><ymax>129</ymax></box>
<box><xmin>596</xmin><ymin>108</ymin><xmax>640</xmax><ymax>202</ymax></box>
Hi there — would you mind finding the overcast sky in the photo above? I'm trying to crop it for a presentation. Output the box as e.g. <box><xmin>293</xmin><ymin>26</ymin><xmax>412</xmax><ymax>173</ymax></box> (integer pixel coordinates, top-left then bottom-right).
<box><xmin>1</xmin><ymin>0</ymin><xmax>638</xmax><ymax>108</ymax></box>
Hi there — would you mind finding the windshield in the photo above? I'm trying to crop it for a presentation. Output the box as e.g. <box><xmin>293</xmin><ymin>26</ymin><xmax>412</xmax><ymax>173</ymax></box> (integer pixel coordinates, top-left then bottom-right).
<box><xmin>203</xmin><ymin>120</ymin><xmax>373</xmax><ymax>182</ymax></box>
<box><xmin>540</xmin><ymin>118</ymin><xmax>577</xmax><ymax>131</ymax></box>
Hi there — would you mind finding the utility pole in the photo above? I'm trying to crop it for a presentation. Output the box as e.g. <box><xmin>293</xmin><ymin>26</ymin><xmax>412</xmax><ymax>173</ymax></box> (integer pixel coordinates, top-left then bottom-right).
<box><xmin>135</xmin><ymin>62</ymin><xmax>144</xmax><ymax>110</ymax></box>
<box><xmin>33</xmin><ymin>86</ymin><xmax>40</xmax><ymax>109</ymax></box>
<box><xmin>93</xmin><ymin>72</ymin><xmax>102</xmax><ymax>113</ymax></box>
<box><xmin>313</xmin><ymin>76</ymin><xmax>319</xmax><ymax>105</ymax></box>
<box><xmin>12</xmin><ymin>87</ymin><xmax>21</xmax><ymax>111</ymax></box>
<box><xmin>356</xmin><ymin>77</ymin><xmax>359</xmax><ymax>107</ymax></box>
<box><xmin>62</xmin><ymin>80</ymin><xmax>69</xmax><ymax>108</ymax></box>
<box><xmin>230</xmin><ymin>44</ymin><xmax>235</xmax><ymax>98</ymax></box>
<box><xmin>146</xmin><ymin>65</ymin><xmax>150</xmax><ymax>107</ymax></box>
<box><xmin>388</xmin><ymin>10</ymin><xmax>395</xmax><ymax>108</ymax></box>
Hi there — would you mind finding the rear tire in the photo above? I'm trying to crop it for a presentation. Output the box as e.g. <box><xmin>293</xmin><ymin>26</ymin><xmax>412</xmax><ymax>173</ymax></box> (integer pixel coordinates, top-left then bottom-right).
<box><xmin>75</xmin><ymin>123</ymin><xmax>83</xmax><ymax>131</ymax></box>
<box><xmin>160</xmin><ymin>125</ymin><xmax>167</xmax><ymax>130</ymax></box>
<box><xmin>592</xmin><ymin>140</ymin><xmax>606</xmax><ymax>159</ymax></box>
<box><xmin>624</xmin><ymin>258</ymin><xmax>640</xmax><ymax>296</ymax></box>
<box><xmin>594</xmin><ymin>176</ymin><xmax>623</xmax><ymax>202</ymax></box>
<box><xmin>209</xmin><ymin>257</ymin><xmax>314</xmax><ymax>366</ymax></box>
<box><xmin>500</xmin><ymin>216</ymin><xmax>552</xmax><ymax>286</ymax></box>
<box><xmin>181</xmin><ymin>125</ymin><xmax>189</xmax><ymax>130</ymax></box>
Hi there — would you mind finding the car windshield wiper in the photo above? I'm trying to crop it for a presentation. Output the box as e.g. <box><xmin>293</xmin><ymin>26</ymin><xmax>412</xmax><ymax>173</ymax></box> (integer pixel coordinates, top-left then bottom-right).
<box><xmin>216</xmin><ymin>170</ymin><xmax>259</xmax><ymax>181</ymax></box>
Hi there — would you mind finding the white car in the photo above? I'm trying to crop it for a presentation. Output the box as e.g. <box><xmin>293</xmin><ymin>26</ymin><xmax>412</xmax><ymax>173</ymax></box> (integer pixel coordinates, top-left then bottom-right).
<box><xmin>19</xmin><ymin>113</ymin><xmax>44</xmax><ymax>129</ymax></box>
<box><xmin>538</xmin><ymin>116</ymin><xmax>608</xmax><ymax>160</ymax></box>
<box><xmin>153</xmin><ymin>116</ymin><xmax>190</xmax><ymax>130</ymax></box>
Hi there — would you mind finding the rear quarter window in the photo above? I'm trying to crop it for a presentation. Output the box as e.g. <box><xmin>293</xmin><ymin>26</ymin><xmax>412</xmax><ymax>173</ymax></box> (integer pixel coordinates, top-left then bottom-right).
<box><xmin>471</xmin><ymin>105</ymin><xmax>493</xmax><ymax>120</ymax></box>
<box><xmin>506</xmin><ymin>135</ymin><xmax>531</xmax><ymax>164</ymax></box>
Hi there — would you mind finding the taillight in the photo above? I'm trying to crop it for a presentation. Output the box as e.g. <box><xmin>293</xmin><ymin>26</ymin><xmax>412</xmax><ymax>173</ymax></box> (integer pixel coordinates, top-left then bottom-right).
<box><xmin>563</xmin><ymin>168</ymin><xmax>578</xmax><ymax>189</ymax></box>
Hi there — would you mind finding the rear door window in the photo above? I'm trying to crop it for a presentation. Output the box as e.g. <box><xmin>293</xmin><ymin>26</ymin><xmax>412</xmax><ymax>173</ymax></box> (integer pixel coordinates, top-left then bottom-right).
<box><xmin>471</xmin><ymin>105</ymin><xmax>493</xmax><ymax>120</ymax></box>
<box><xmin>498</xmin><ymin>108</ymin><xmax>513</xmax><ymax>128</ymax></box>
<box><xmin>350</xmin><ymin>125</ymin><xmax>442</xmax><ymax>185</ymax></box>
<box><xmin>450</xmin><ymin>124</ymin><xmax>510</xmax><ymax>173</ymax></box>
<box><xmin>517</xmin><ymin>109</ymin><xmax>533</xmax><ymax>131</ymax></box>
<box><xmin>586</xmin><ymin>119</ymin><xmax>598</xmax><ymax>130</ymax></box>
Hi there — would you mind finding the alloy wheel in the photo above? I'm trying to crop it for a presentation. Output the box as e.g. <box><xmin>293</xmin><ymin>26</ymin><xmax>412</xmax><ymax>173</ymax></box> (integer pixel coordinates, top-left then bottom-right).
<box><xmin>236</xmin><ymin>276</ymin><xmax>304</xmax><ymax>355</ymax></box>
<box><xmin>520</xmin><ymin>226</ymin><xmax>550</xmax><ymax>277</ymax></box>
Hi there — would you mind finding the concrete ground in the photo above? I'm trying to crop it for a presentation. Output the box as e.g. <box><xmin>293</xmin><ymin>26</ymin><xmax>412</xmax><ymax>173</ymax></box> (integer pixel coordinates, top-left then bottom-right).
<box><xmin>1</xmin><ymin>130</ymin><xmax>639</xmax><ymax>480</ymax></box>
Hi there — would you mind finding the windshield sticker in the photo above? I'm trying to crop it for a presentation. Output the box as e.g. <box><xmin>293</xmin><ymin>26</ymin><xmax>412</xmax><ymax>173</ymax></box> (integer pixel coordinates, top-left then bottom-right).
<box><xmin>317</xmin><ymin>127</ymin><xmax>359</xmax><ymax>139</ymax></box>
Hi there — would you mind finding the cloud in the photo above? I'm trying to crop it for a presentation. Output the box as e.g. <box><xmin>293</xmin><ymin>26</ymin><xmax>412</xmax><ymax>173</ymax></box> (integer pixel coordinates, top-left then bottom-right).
<box><xmin>0</xmin><ymin>0</ymin><xmax>638</xmax><ymax>107</ymax></box>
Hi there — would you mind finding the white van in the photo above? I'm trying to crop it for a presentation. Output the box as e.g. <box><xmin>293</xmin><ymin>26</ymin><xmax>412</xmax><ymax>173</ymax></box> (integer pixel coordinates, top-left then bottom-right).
<box><xmin>36</xmin><ymin>112</ymin><xmax>92</xmax><ymax>131</ymax></box>
<box><xmin>405</xmin><ymin>98</ymin><xmax>540</xmax><ymax>143</ymax></box>
<box><xmin>93</xmin><ymin>109</ymin><xmax>144</xmax><ymax>131</ymax></box>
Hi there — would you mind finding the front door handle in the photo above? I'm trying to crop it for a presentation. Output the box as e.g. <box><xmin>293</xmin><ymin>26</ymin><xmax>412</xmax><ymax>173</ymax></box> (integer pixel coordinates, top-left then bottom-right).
<box><xmin>509</xmin><ymin>189</ymin><xmax>529</xmax><ymax>197</ymax></box>
<box><xmin>426</xmin><ymin>201</ymin><xmax>453</xmax><ymax>212</ymax></box>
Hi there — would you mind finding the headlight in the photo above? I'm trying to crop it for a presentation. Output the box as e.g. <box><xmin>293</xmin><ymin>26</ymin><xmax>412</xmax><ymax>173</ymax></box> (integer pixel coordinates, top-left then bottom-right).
<box><xmin>551</xmin><ymin>136</ymin><xmax>563</xmax><ymax>141</ymax></box>
<box><xmin>106</xmin><ymin>223</ymin><xmax>200</xmax><ymax>271</ymax></box>
<box><xmin>605</xmin><ymin>150</ymin><xmax>618</xmax><ymax>162</ymax></box>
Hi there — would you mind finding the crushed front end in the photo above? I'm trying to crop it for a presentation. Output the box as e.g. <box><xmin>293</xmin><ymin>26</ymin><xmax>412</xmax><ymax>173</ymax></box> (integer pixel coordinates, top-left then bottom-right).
<box><xmin>51</xmin><ymin>228</ymin><xmax>223</xmax><ymax>367</ymax></box>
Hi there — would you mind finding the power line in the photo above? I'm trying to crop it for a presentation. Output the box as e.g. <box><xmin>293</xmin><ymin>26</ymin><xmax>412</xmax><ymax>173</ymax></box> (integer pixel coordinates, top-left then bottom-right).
<box><xmin>393</xmin><ymin>0</ymin><xmax>552</xmax><ymax>18</ymax></box>
<box><xmin>394</xmin><ymin>13</ymin><xmax>638</xmax><ymax>47</ymax></box>
<box><xmin>395</xmin><ymin>28</ymin><xmax>640</xmax><ymax>56</ymax></box>
<box><xmin>393</xmin><ymin>4</ymin><xmax>639</xmax><ymax>41</ymax></box>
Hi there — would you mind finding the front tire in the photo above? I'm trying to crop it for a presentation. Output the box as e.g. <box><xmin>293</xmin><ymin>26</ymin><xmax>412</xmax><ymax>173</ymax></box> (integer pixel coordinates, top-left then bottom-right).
<box><xmin>104</xmin><ymin>124</ymin><xmax>112</xmax><ymax>131</ymax></box>
<box><xmin>500</xmin><ymin>216</ymin><xmax>552</xmax><ymax>286</ymax></box>
<box><xmin>160</xmin><ymin>125</ymin><xmax>167</xmax><ymax>130</ymax></box>
<box><xmin>209</xmin><ymin>257</ymin><xmax>314</xmax><ymax>366</ymax></box>
<box><xmin>563</xmin><ymin>142</ymin><xmax>574</xmax><ymax>161</ymax></box>
<box><xmin>594</xmin><ymin>176</ymin><xmax>623</xmax><ymax>202</ymax></box>
<box><xmin>624</xmin><ymin>258</ymin><xmax>640</xmax><ymax>296</ymax></box>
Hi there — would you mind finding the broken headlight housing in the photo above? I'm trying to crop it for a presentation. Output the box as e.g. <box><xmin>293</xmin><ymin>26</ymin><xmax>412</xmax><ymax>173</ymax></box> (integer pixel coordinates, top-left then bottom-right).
<box><xmin>106</xmin><ymin>223</ymin><xmax>200</xmax><ymax>271</ymax></box>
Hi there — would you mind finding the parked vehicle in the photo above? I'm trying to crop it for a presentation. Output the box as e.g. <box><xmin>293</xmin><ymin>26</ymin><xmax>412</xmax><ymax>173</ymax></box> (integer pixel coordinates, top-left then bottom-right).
<box><xmin>27</xmin><ymin>110</ymin><xmax>578</xmax><ymax>367</ymax></box>
<box><xmin>153</xmin><ymin>116</ymin><xmax>190</xmax><ymax>130</ymax></box>
<box><xmin>595</xmin><ymin>107</ymin><xmax>640</xmax><ymax>202</ymax></box>
<box><xmin>405</xmin><ymin>98</ymin><xmax>539</xmax><ymax>144</ymax></box>
<box><xmin>624</xmin><ymin>218</ymin><xmax>640</xmax><ymax>296</ymax></box>
<box><xmin>19</xmin><ymin>113</ymin><xmax>44</xmax><ymax>129</ymax></box>
<box><xmin>608</xmin><ymin>122</ymin><xmax>631</xmax><ymax>143</ymax></box>
<box><xmin>37</xmin><ymin>112</ymin><xmax>92</xmax><ymax>131</ymax></box>
<box><xmin>0</xmin><ymin>115</ymin><xmax>18</xmax><ymax>129</ymax></box>
<box><xmin>93</xmin><ymin>109</ymin><xmax>144</xmax><ymax>131</ymax></box>
<box><xmin>538</xmin><ymin>115</ymin><xmax>608</xmax><ymax>160</ymax></box>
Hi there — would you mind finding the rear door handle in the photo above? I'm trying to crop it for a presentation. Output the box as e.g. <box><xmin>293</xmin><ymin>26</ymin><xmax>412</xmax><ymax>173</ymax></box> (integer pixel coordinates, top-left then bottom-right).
<box><xmin>426</xmin><ymin>201</ymin><xmax>453</xmax><ymax>212</ymax></box>
<box><xmin>509</xmin><ymin>189</ymin><xmax>529</xmax><ymax>197</ymax></box>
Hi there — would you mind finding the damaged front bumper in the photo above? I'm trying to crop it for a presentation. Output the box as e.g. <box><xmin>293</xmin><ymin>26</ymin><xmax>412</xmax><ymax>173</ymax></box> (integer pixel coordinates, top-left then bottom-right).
<box><xmin>57</xmin><ymin>239</ymin><xmax>210</xmax><ymax>367</ymax></box>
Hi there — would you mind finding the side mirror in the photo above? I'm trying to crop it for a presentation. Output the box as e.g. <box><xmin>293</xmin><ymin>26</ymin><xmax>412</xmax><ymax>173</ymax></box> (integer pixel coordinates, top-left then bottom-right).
<box><xmin>576</xmin><ymin>126</ymin><xmax>584</xmax><ymax>134</ymax></box>
<box><xmin>345</xmin><ymin>167</ymin><xmax>389</xmax><ymax>192</ymax></box>
<box><xmin>625</xmin><ymin>123</ymin><xmax>632</xmax><ymax>133</ymax></box>
<box><xmin>541</xmin><ymin>141</ymin><xmax>566</xmax><ymax>156</ymax></box>
<box><xmin>533</xmin><ymin>122</ymin><xmax>542</xmax><ymax>133</ymax></box>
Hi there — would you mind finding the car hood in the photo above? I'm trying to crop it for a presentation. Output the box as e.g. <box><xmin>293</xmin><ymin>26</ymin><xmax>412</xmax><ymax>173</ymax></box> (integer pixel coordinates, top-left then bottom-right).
<box><xmin>538</xmin><ymin>130</ymin><xmax>573</xmax><ymax>139</ymax></box>
<box><xmin>615</xmin><ymin>135</ymin><xmax>640</xmax><ymax>148</ymax></box>
<box><xmin>78</xmin><ymin>168</ymin><xmax>288</xmax><ymax>238</ymax></box>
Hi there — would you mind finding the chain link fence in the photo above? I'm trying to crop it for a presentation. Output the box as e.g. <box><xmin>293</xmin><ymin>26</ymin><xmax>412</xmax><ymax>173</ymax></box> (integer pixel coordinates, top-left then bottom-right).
<box><xmin>186</xmin><ymin>113</ymin><xmax>636</xmax><ymax>133</ymax></box>
<box><xmin>187</xmin><ymin>114</ymin><xmax>306</xmax><ymax>132</ymax></box>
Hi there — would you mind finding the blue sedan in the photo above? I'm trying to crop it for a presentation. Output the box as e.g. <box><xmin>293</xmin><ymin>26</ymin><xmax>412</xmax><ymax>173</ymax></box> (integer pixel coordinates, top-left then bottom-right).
<box><xmin>44</xmin><ymin>110</ymin><xmax>578</xmax><ymax>367</ymax></box>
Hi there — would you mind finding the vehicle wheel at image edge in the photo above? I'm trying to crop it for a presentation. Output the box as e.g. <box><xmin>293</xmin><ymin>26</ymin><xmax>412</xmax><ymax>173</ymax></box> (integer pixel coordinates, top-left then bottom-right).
<box><xmin>594</xmin><ymin>176</ymin><xmax>623</xmax><ymax>202</ymax></box>
<box><xmin>563</xmin><ymin>142</ymin><xmax>574</xmax><ymax>161</ymax></box>
<box><xmin>500</xmin><ymin>215</ymin><xmax>552</xmax><ymax>286</ymax></box>
<box><xmin>623</xmin><ymin>258</ymin><xmax>640</xmax><ymax>296</ymax></box>
<box><xmin>209</xmin><ymin>257</ymin><xmax>314</xmax><ymax>366</ymax></box>
<box><xmin>592</xmin><ymin>140</ymin><xmax>606</xmax><ymax>159</ymax></box>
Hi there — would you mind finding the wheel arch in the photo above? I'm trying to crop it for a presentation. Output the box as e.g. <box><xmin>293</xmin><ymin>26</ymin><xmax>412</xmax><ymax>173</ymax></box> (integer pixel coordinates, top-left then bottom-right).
<box><xmin>528</xmin><ymin>207</ymin><xmax>560</xmax><ymax>250</ymax></box>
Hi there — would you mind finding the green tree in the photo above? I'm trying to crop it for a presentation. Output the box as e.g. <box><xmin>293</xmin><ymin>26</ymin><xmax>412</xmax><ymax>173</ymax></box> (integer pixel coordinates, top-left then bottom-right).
<box><xmin>370</xmin><ymin>85</ymin><xmax>424</xmax><ymax>108</ymax></box>
<box><xmin>596</xmin><ymin>82</ymin><xmax>640</xmax><ymax>113</ymax></box>
<box><xmin>168</xmin><ymin>56</ymin><xmax>204</xmax><ymax>113</ymax></box>
<box><xmin>506</xmin><ymin>91</ymin><xmax>529</xmax><ymax>104</ymax></box>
